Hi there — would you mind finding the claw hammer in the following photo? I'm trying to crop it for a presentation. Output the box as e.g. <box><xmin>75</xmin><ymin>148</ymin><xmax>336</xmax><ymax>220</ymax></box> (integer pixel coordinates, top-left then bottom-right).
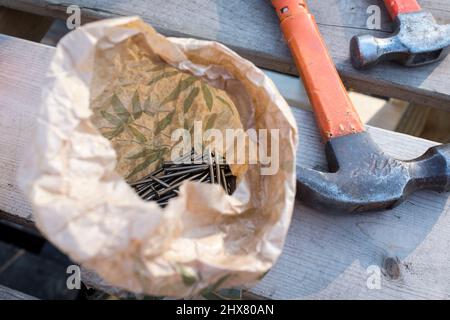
<box><xmin>351</xmin><ymin>0</ymin><xmax>450</xmax><ymax>68</ymax></box>
<box><xmin>272</xmin><ymin>0</ymin><xmax>450</xmax><ymax>213</ymax></box>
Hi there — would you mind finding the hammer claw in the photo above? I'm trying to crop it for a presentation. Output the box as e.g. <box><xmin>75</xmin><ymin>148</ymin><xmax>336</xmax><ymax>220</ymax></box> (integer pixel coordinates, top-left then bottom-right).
<box><xmin>297</xmin><ymin>133</ymin><xmax>450</xmax><ymax>213</ymax></box>
<box><xmin>406</xmin><ymin>144</ymin><xmax>450</xmax><ymax>194</ymax></box>
<box><xmin>351</xmin><ymin>11</ymin><xmax>450</xmax><ymax>68</ymax></box>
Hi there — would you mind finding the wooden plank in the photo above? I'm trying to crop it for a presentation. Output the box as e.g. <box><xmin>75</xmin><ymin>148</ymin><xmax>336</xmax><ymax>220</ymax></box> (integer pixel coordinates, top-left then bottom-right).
<box><xmin>0</xmin><ymin>6</ymin><xmax>53</xmax><ymax>41</ymax></box>
<box><xmin>366</xmin><ymin>99</ymin><xmax>409</xmax><ymax>131</ymax></box>
<box><xmin>419</xmin><ymin>108</ymin><xmax>450</xmax><ymax>143</ymax></box>
<box><xmin>396</xmin><ymin>104</ymin><xmax>431</xmax><ymax>137</ymax></box>
<box><xmin>252</xmin><ymin>113</ymin><xmax>450</xmax><ymax>300</ymax></box>
<box><xmin>263</xmin><ymin>70</ymin><xmax>310</xmax><ymax>109</ymax></box>
<box><xmin>0</xmin><ymin>284</ymin><xmax>38</xmax><ymax>300</ymax></box>
<box><xmin>1</xmin><ymin>0</ymin><xmax>450</xmax><ymax>109</ymax></box>
<box><xmin>2</xmin><ymin>34</ymin><xmax>450</xmax><ymax>299</ymax></box>
<box><xmin>0</xmin><ymin>35</ymin><xmax>54</xmax><ymax>225</ymax></box>
<box><xmin>396</xmin><ymin>106</ymin><xmax>450</xmax><ymax>143</ymax></box>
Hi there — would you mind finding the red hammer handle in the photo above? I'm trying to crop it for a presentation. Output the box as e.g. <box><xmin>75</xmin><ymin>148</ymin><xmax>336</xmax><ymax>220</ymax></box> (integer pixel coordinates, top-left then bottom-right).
<box><xmin>272</xmin><ymin>0</ymin><xmax>364</xmax><ymax>140</ymax></box>
<box><xmin>383</xmin><ymin>0</ymin><xmax>422</xmax><ymax>19</ymax></box>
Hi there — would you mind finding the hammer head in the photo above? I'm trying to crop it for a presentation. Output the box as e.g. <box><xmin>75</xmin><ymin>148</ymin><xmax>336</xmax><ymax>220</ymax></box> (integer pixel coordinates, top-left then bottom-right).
<box><xmin>297</xmin><ymin>132</ymin><xmax>450</xmax><ymax>213</ymax></box>
<box><xmin>350</xmin><ymin>11</ymin><xmax>450</xmax><ymax>68</ymax></box>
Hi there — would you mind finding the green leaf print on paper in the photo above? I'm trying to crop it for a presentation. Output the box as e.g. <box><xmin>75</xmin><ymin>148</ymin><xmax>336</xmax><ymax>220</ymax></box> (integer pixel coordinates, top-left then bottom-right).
<box><xmin>126</xmin><ymin>150</ymin><xmax>166</xmax><ymax>180</ymax></box>
<box><xmin>131</xmin><ymin>90</ymin><xmax>143</xmax><ymax>120</ymax></box>
<box><xmin>155</xmin><ymin>110</ymin><xmax>176</xmax><ymax>135</ymax></box>
<box><xmin>143</xmin><ymin>96</ymin><xmax>156</xmax><ymax>117</ymax></box>
<box><xmin>111</xmin><ymin>94</ymin><xmax>131</xmax><ymax>122</ymax></box>
<box><xmin>103</xmin><ymin>125</ymin><xmax>125</xmax><ymax>140</ymax></box>
<box><xmin>204</xmin><ymin>114</ymin><xmax>218</xmax><ymax>131</ymax></box>
<box><xmin>201</xmin><ymin>84</ymin><xmax>213</xmax><ymax>111</ymax></box>
<box><xmin>128</xmin><ymin>125</ymin><xmax>147</xmax><ymax>143</ymax></box>
<box><xmin>183</xmin><ymin>87</ymin><xmax>200</xmax><ymax>113</ymax></box>
<box><xmin>216</xmin><ymin>95</ymin><xmax>235</xmax><ymax>115</ymax></box>
<box><xmin>160</xmin><ymin>76</ymin><xmax>198</xmax><ymax>106</ymax></box>
<box><xmin>126</xmin><ymin>148</ymin><xmax>159</xmax><ymax>161</ymax></box>
<box><xmin>101</xmin><ymin>110</ymin><xmax>123</xmax><ymax>126</ymax></box>
<box><xmin>147</xmin><ymin>71</ymin><xmax>178</xmax><ymax>86</ymax></box>
<box><xmin>93</xmin><ymin>64</ymin><xmax>242</xmax><ymax>183</ymax></box>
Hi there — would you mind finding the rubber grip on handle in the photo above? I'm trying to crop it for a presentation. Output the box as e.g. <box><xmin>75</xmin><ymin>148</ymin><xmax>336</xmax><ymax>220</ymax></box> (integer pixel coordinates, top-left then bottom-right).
<box><xmin>383</xmin><ymin>0</ymin><xmax>422</xmax><ymax>19</ymax></box>
<box><xmin>272</xmin><ymin>0</ymin><xmax>364</xmax><ymax>140</ymax></box>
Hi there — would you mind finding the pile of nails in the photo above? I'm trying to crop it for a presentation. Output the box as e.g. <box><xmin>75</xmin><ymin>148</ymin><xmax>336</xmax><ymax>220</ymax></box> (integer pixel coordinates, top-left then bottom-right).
<box><xmin>129</xmin><ymin>149</ymin><xmax>237</xmax><ymax>207</ymax></box>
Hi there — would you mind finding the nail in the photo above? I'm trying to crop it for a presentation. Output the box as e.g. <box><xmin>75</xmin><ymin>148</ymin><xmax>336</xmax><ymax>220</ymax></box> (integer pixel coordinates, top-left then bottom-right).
<box><xmin>229</xmin><ymin>177</ymin><xmax>236</xmax><ymax>194</ymax></box>
<box><xmin>175</xmin><ymin>166</ymin><xmax>208</xmax><ymax>176</ymax></box>
<box><xmin>137</xmin><ymin>182</ymin><xmax>155</xmax><ymax>195</ymax></box>
<box><xmin>164</xmin><ymin>164</ymin><xmax>208</xmax><ymax>172</ymax></box>
<box><xmin>215</xmin><ymin>152</ymin><xmax>221</xmax><ymax>186</ymax></box>
<box><xmin>130</xmin><ymin>168</ymin><xmax>165</xmax><ymax>187</ymax></box>
<box><xmin>220</xmin><ymin>167</ymin><xmax>227</xmax><ymax>191</ymax></box>
<box><xmin>198</xmin><ymin>171</ymin><xmax>210</xmax><ymax>183</ymax></box>
<box><xmin>192</xmin><ymin>150</ymin><xmax>209</xmax><ymax>163</ymax></box>
<box><xmin>179</xmin><ymin>149</ymin><xmax>195</xmax><ymax>161</ymax></box>
<box><xmin>157</xmin><ymin>192</ymin><xmax>178</xmax><ymax>203</ymax></box>
<box><xmin>208</xmin><ymin>149</ymin><xmax>215</xmax><ymax>184</ymax></box>
<box><xmin>148</xmin><ymin>175</ymin><xmax>171</xmax><ymax>188</ymax></box>
<box><xmin>166</xmin><ymin>150</ymin><xmax>194</xmax><ymax>166</ymax></box>
<box><xmin>161</xmin><ymin>166</ymin><xmax>208</xmax><ymax>179</ymax></box>
<box><xmin>131</xmin><ymin>149</ymin><xmax>236</xmax><ymax>203</ymax></box>
<box><xmin>132</xmin><ymin>177</ymin><xmax>156</xmax><ymax>187</ymax></box>
<box><xmin>136</xmin><ymin>167</ymin><xmax>165</xmax><ymax>183</ymax></box>
<box><xmin>158</xmin><ymin>172</ymin><xmax>204</xmax><ymax>197</ymax></box>
<box><xmin>140</xmin><ymin>184</ymin><xmax>157</xmax><ymax>199</ymax></box>
<box><xmin>135</xmin><ymin>183</ymin><xmax>148</xmax><ymax>191</ymax></box>
<box><xmin>153</xmin><ymin>171</ymin><xmax>193</xmax><ymax>198</ymax></box>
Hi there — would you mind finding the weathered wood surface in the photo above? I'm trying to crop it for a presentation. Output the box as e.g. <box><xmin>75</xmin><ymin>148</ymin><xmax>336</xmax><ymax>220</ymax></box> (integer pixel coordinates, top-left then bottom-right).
<box><xmin>0</xmin><ymin>35</ymin><xmax>54</xmax><ymax>226</ymax></box>
<box><xmin>1</xmin><ymin>0</ymin><xmax>450</xmax><ymax>109</ymax></box>
<box><xmin>0</xmin><ymin>284</ymin><xmax>37</xmax><ymax>300</ymax></box>
<box><xmin>253</xmin><ymin>114</ymin><xmax>450</xmax><ymax>299</ymax></box>
<box><xmin>1</xmin><ymin>35</ymin><xmax>450</xmax><ymax>299</ymax></box>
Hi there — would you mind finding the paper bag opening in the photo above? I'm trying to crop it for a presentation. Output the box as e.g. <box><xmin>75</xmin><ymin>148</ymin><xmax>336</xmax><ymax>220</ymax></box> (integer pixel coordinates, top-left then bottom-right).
<box><xmin>18</xmin><ymin>17</ymin><xmax>298</xmax><ymax>297</ymax></box>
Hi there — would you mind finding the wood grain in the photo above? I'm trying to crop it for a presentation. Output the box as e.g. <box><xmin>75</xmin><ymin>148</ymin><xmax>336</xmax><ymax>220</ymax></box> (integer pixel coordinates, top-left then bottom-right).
<box><xmin>1</xmin><ymin>0</ymin><xmax>450</xmax><ymax>109</ymax></box>
<box><xmin>0</xmin><ymin>35</ymin><xmax>54</xmax><ymax>224</ymax></box>
<box><xmin>0</xmin><ymin>284</ymin><xmax>37</xmax><ymax>300</ymax></box>
<box><xmin>1</xmin><ymin>34</ymin><xmax>450</xmax><ymax>299</ymax></box>
<box><xmin>252</xmin><ymin>111</ymin><xmax>450</xmax><ymax>299</ymax></box>
<box><xmin>396</xmin><ymin>104</ymin><xmax>431</xmax><ymax>137</ymax></box>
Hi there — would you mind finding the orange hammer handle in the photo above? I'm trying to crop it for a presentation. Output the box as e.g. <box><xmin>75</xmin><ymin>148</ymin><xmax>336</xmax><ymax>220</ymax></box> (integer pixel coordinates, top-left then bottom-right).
<box><xmin>384</xmin><ymin>0</ymin><xmax>422</xmax><ymax>19</ymax></box>
<box><xmin>272</xmin><ymin>0</ymin><xmax>364</xmax><ymax>140</ymax></box>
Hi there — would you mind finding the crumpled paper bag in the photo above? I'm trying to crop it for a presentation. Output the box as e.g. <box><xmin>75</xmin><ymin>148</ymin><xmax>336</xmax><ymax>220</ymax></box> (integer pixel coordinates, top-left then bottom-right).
<box><xmin>18</xmin><ymin>16</ymin><xmax>298</xmax><ymax>297</ymax></box>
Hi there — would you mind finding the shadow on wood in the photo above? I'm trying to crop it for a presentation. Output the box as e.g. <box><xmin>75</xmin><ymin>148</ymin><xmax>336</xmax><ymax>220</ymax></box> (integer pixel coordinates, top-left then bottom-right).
<box><xmin>0</xmin><ymin>7</ymin><xmax>53</xmax><ymax>42</ymax></box>
<box><xmin>252</xmin><ymin>110</ymin><xmax>450</xmax><ymax>299</ymax></box>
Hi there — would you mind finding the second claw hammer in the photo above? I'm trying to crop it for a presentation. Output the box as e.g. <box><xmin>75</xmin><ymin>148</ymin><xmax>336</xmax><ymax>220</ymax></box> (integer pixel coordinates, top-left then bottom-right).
<box><xmin>350</xmin><ymin>0</ymin><xmax>450</xmax><ymax>68</ymax></box>
<box><xmin>272</xmin><ymin>0</ymin><xmax>450</xmax><ymax>213</ymax></box>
